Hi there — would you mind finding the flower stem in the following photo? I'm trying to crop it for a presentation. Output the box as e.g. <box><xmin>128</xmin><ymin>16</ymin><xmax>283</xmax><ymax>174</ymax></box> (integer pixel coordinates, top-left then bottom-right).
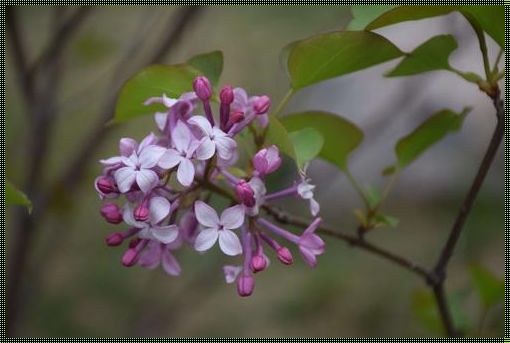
<box><xmin>272</xmin><ymin>89</ymin><xmax>294</xmax><ymax>118</ymax></box>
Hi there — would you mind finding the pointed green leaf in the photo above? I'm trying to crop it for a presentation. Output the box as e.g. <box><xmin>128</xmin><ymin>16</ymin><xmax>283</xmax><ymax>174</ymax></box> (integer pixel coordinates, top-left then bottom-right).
<box><xmin>114</xmin><ymin>64</ymin><xmax>200</xmax><ymax>123</ymax></box>
<box><xmin>6</xmin><ymin>180</ymin><xmax>32</xmax><ymax>213</ymax></box>
<box><xmin>386</xmin><ymin>35</ymin><xmax>458</xmax><ymax>77</ymax></box>
<box><xmin>366</xmin><ymin>5</ymin><xmax>503</xmax><ymax>48</ymax></box>
<box><xmin>265</xmin><ymin>115</ymin><xmax>296</xmax><ymax>161</ymax></box>
<box><xmin>286</xmin><ymin>31</ymin><xmax>404</xmax><ymax>90</ymax></box>
<box><xmin>348</xmin><ymin>5</ymin><xmax>396</xmax><ymax>30</ymax></box>
<box><xmin>470</xmin><ymin>265</ymin><xmax>503</xmax><ymax>308</ymax></box>
<box><xmin>187</xmin><ymin>50</ymin><xmax>224</xmax><ymax>86</ymax></box>
<box><xmin>458</xmin><ymin>6</ymin><xmax>504</xmax><ymax>48</ymax></box>
<box><xmin>282</xmin><ymin>111</ymin><xmax>363</xmax><ymax>171</ymax></box>
<box><xmin>365</xmin><ymin>186</ymin><xmax>382</xmax><ymax>209</ymax></box>
<box><xmin>394</xmin><ymin>108</ymin><xmax>470</xmax><ymax>169</ymax></box>
<box><xmin>288</xmin><ymin>128</ymin><xmax>324</xmax><ymax>170</ymax></box>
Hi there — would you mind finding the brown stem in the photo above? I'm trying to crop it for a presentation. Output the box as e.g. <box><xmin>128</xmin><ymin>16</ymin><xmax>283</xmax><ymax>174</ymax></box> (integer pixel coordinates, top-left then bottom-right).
<box><xmin>431</xmin><ymin>96</ymin><xmax>503</xmax><ymax>336</ymax></box>
<box><xmin>262</xmin><ymin>205</ymin><xmax>430</xmax><ymax>280</ymax></box>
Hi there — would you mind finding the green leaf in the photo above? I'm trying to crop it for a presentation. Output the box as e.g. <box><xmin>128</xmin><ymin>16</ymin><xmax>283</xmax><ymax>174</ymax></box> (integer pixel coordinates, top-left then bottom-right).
<box><xmin>458</xmin><ymin>6</ymin><xmax>504</xmax><ymax>48</ymax></box>
<box><xmin>286</xmin><ymin>31</ymin><xmax>404</xmax><ymax>90</ymax></box>
<box><xmin>394</xmin><ymin>108</ymin><xmax>470</xmax><ymax>169</ymax></box>
<box><xmin>372</xmin><ymin>214</ymin><xmax>399</xmax><ymax>228</ymax></box>
<box><xmin>265</xmin><ymin>115</ymin><xmax>296</xmax><ymax>161</ymax></box>
<box><xmin>366</xmin><ymin>5</ymin><xmax>503</xmax><ymax>48</ymax></box>
<box><xmin>6</xmin><ymin>180</ymin><xmax>32</xmax><ymax>213</ymax></box>
<box><xmin>348</xmin><ymin>5</ymin><xmax>396</xmax><ymax>30</ymax></box>
<box><xmin>114</xmin><ymin>64</ymin><xmax>200</xmax><ymax>123</ymax></box>
<box><xmin>288</xmin><ymin>128</ymin><xmax>324</xmax><ymax>170</ymax></box>
<box><xmin>282</xmin><ymin>111</ymin><xmax>363</xmax><ymax>171</ymax></box>
<box><xmin>470</xmin><ymin>265</ymin><xmax>503</xmax><ymax>308</ymax></box>
<box><xmin>187</xmin><ymin>50</ymin><xmax>224</xmax><ymax>86</ymax></box>
<box><xmin>386</xmin><ymin>35</ymin><xmax>458</xmax><ymax>77</ymax></box>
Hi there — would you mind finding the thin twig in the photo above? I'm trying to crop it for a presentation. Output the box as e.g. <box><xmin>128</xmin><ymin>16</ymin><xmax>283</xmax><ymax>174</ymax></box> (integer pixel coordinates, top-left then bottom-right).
<box><xmin>27</xmin><ymin>6</ymin><xmax>93</xmax><ymax>78</ymax></box>
<box><xmin>56</xmin><ymin>6</ymin><xmax>203</xmax><ymax>193</ymax></box>
<box><xmin>262</xmin><ymin>205</ymin><xmax>430</xmax><ymax>280</ymax></box>
<box><xmin>431</xmin><ymin>95</ymin><xmax>503</xmax><ymax>337</ymax></box>
<box><xmin>6</xmin><ymin>7</ymin><xmax>33</xmax><ymax>101</ymax></box>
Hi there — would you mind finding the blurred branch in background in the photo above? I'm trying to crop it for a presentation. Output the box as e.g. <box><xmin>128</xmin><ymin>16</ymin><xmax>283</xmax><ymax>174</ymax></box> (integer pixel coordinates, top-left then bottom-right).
<box><xmin>6</xmin><ymin>6</ymin><xmax>202</xmax><ymax>336</ymax></box>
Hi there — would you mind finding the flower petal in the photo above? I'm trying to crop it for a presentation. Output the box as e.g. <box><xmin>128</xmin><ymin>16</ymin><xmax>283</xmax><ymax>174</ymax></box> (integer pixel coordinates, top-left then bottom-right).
<box><xmin>122</xmin><ymin>203</ymin><xmax>145</xmax><ymax>228</ymax></box>
<box><xmin>232</xmin><ymin>87</ymin><xmax>249</xmax><ymax>112</ymax></box>
<box><xmin>139</xmin><ymin>145</ymin><xmax>166</xmax><ymax>168</ymax></box>
<box><xmin>151</xmin><ymin>225</ymin><xmax>179</xmax><ymax>244</ymax></box>
<box><xmin>162</xmin><ymin>250</ymin><xmax>181</xmax><ymax>276</ymax></box>
<box><xmin>138</xmin><ymin>132</ymin><xmax>158</xmax><ymax>152</ymax></box>
<box><xmin>220</xmin><ymin>205</ymin><xmax>245</xmax><ymax>230</ymax></box>
<box><xmin>194</xmin><ymin>201</ymin><xmax>220</xmax><ymax>228</ymax></box>
<box><xmin>218</xmin><ymin>230</ymin><xmax>242</xmax><ymax>256</ymax></box>
<box><xmin>310</xmin><ymin>198</ymin><xmax>320</xmax><ymax>216</ymax></box>
<box><xmin>214</xmin><ymin>135</ymin><xmax>237</xmax><ymax>160</ymax></box>
<box><xmin>195</xmin><ymin>137</ymin><xmax>216</xmax><ymax>160</ymax></box>
<box><xmin>119</xmin><ymin>138</ymin><xmax>138</xmax><ymax>157</ymax></box>
<box><xmin>149</xmin><ymin>196</ymin><xmax>171</xmax><ymax>224</ymax></box>
<box><xmin>194</xmin><ymin>228</ymin><xmax>219</xmax><ymax>252</ymax></box>
<box><xmin>138</xmin><ymin>241</ymin><xmax>162</xmax><ymax>269</ymax></box>
<box><xmin>158</xmin><ymin>149</ymin><xmax>181</xmax><ymax>169</ymax></box>
<box><xmin>136</xmin><ymin>169</ymin><xmax>159</xmax><ymax>193</ymax></box>
<box><xmin>154</xmin><ymin>112</ymin><xmax>169</xmax><ymax>131</ymax></box>
<box><xmin>114</xmin><ymin>167</ymin><xmax>136</xmax><ymax>193</ymax></box>
<box><xmin>223</xmin><ymin>265</ymin><xmax>242</xmax><ymax>284</ymax></box>
<box><xmin>188</xmin><ymin>115</ymin><xmax>213</xmax><ymax>135</ymax></box>
<box><xmin>177</xmin><ymin>158</ymin><xmax>195</xmax><ymax>186</ymax></box>
<box><xmin>100</xmin><ymin>156</ymin><xmax>123</xmax><ymax>166</ymax></box>
<box><xmin>297</xmin><ymin>181</ymin><xmax>315</xmax><ymax>199</ymax></box>
<box><xmin>172</xmin><ymin>120</ymin><xmax>192</xmax><ymax>153</ymax></box>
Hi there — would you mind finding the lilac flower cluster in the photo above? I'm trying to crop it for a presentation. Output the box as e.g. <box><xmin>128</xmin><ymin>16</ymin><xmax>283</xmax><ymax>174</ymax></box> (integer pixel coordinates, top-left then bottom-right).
<box><xmin>95</xmin><ymin>76</ymin><xmax>324</xmax><ymax>296</ymax></box>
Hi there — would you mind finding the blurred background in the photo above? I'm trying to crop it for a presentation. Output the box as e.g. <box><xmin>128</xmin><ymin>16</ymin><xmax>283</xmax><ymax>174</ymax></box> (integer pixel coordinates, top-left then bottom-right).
<box><xmin>6</xmin><ymin>6</ymin><xmax>503</xmax><ymax>337</ymax></box>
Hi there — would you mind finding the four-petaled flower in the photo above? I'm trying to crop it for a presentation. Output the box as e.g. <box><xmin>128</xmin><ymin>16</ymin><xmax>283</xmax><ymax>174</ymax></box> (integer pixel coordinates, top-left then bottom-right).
<box><xmin>113</xmin><ymin>134</ymin><xmax>166</xmax><ymax>193</ymax></box>
<box><xmin>158</xmin><ymin>120</ymin><xmax>199</xmax><ymax>186</ymax></box>
<box><xmin>194</xmin><ymin>201</ymin><xmax>244</xmax><ymax>256</ymax></box>
<box><xmin>188</xmin><ymin>116</ymin><xmax>237</xmax><ymax>161</ymax></box>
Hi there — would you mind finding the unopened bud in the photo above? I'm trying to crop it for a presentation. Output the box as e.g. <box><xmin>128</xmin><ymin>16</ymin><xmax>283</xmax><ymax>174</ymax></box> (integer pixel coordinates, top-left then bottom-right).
<box><xmin>237</xmin><ymin>274</ymin><xmax>255</xmax><ymax>297</ymax></box>
<box><xmin>220</xmin><ymin>85</ymin><xmax>234</xmax><ymax>104</ymax></box>
<box><xmin>235</xmin><ymin>180</ymin><xmax>256</xmax><ymax>207</ymax></box>
<box><xmin>193</xmin><ymin>76</ymin><xmax>212</xmax><ymax>101</ymax></box>
<box><xmin>277</xmin><ymin>247</ymin><xmax>293</xmax><ymax>265</ymax></box>
<box><xmin>134</xmin><ymin>202</ymin><xmax>150</xmax><ymax>222</ymax></box>
<box><xmin>100</xmin><ymin>203</ymin><xmax>123</xmax><ymax>224</ymax></box>
<box><xmin>121</xmin><ymin>248</ymin><xmax>139</xmax><ymax>267</ymax></box>
<box><xmin>250</xmin><ymin>255</ymin><xmax>267</xmax><ymax>273</ymax></box>
<box><xmin>105</xmin><ymin>232</ymin><xmax>124</xmax><ymax>247</ymax></box>
<box><xmin>229</xmin><ymin>111</ymin><xmax>245</xmax><ymax>124</ymax></box>
<box><xmin>96</xmin><ymin>176</ymin><xmax>116</xmax><ymax>194</ymax></box>
<box><xmin>253</xmin><ymin>95</ymin><xmax>271</xmax><ymax>114</ymax></box>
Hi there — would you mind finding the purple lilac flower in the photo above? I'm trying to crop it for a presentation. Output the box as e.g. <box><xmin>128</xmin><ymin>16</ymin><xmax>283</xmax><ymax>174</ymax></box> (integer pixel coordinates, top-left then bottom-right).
<box><xmin>96</xmin><ymin>75</ymin><xmax>324</xmax><ymax>297</ymax></box>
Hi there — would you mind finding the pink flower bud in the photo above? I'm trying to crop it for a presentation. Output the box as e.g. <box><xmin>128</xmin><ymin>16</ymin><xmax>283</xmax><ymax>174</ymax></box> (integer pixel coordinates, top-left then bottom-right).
<box><xmin>134</xmin><ymin>202</ymin><xmax>150</xmax><ymax>222</ymax></box>
<box><xmin>229</xmin><ymin>111</ymin><xmax>245</xmax><ymax>124</ymax></box>
<box><xmin>105</xmin><ymin>232</ymin><xmax>124</xmax><ymax>246</ymax></box>
<box><xmin>121</xmin><ymin>248</ymin><xmax>139</xmax><ymax>267</ymax></box>
<box><xmin>277</xmin><ymin>247</ymin><xmax>293</xmax><ymax>265</ymax></box>
<box><xmin>100</xmin><ymin>203</ymin><xmax>123</xmax><ymax>224</ymax></box>
<box><xmin>220</xmin><ymin>85</ymin><xmax>234</xmax><ymax>104</ymax></box>
<box><xmin>129</xmin><ymin>238</ymin><xmax>141</xmax><ymax>249</ymax></box>
<box><xmin>253</xmin><ymin>95</ymin><xmax>271</xmax><ymax>114</ymax></box>
<box><xmin>235</xmin><ymin>180</ymin><xmax>256</xmax><ymax>207</ymax></box>
<box><xmin>193</xmin><ymin>76</ymin><xmax>212</xmax><ymax>101</ymax></box>
<box><xmin>96</xmin><ymin>176</ymin><xmax>116</xmax><ymax>194</ymax></box>
<box><xmin>252</xmin><ymin>145</ymin><xmax>282</xmax><ymax>177</ymax></box>
<box><xmin>250</xmin><ymin>255</ymin><xmax>267</xmax><ymax>273</ymax></box>
<box><xmin>237</xmin><ymin>274</ymin><xmax>255</xmax><ymax>297</ymax></box>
